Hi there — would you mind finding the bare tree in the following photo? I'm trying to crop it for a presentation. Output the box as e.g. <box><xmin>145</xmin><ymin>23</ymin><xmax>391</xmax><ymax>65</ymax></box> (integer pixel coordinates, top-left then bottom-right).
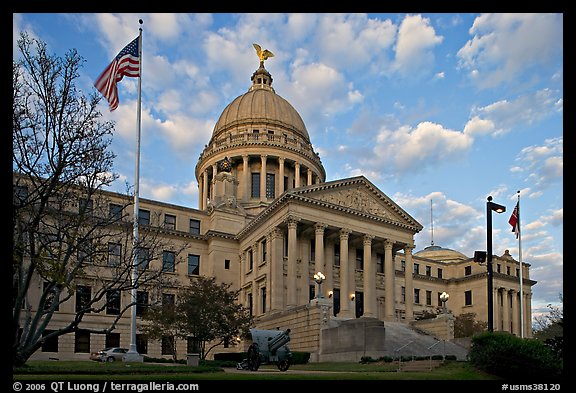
<box><xmin>12</xmin><ymin>32</ymin><xmax>186</xmax><ymax>367</ymax></box>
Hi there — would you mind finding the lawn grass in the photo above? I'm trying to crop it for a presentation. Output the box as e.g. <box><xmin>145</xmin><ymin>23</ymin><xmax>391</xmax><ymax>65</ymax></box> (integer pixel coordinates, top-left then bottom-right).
<box><xmin>13</xmin><ymin>360</ymin><xmax>500</xmax><ymax>381</ymax></box>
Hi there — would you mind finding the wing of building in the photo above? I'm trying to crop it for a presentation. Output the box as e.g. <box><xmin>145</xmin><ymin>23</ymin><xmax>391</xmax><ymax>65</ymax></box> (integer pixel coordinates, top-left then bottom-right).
<box><xmin>17</xmin><ymin>52</ymin><xmax>536</xmax><ymax>362</ymax></box>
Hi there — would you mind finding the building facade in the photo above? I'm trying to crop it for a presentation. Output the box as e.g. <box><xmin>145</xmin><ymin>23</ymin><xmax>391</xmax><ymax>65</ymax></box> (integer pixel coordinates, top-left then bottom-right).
<box><xmin>19</xmin><ymin>55</ymin><xmax>535</xmax><ymax>362</ymax></box>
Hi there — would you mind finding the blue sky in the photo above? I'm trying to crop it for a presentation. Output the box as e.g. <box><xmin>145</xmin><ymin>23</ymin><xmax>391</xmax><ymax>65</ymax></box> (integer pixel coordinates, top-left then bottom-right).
<box><xmin>13</xmin><ymin>13</ymin><xmax>563</xmax><ymax>321</ymax></box>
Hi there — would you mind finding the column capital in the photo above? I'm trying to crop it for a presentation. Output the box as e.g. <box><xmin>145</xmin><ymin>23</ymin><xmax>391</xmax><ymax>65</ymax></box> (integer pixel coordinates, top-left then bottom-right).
<box><xmin>270</xmin><ymin>227</ymin><xmax>283</xmax><ymax>239</ymax></box>
<box><xmin>286</xmin><ymin>215</ymin><xmax>301</xmax><ymax>228</ymax></box>
<box><xmin>339</xmin><ymin>228</ymin><xmax>352</xmax><ymax>240</ymax></box>
<box><xmin>363</xmin><ymin>234</ymin><xmax>374</xmax><ymax>245</ymax></box>
<box><xmin>404</xmin><ymin>244</ymin><xmax>415</xmax><ymax>253</ymax></box>
<box><xmin>278</xmin><ymin>156</ymin><xmax>285</xmax><ymax>163</ymax></box>
<box><xmin>315</xmin><ymin>222</ymin><xmax>327</xmax><ymax>234</ymax></box>
<box><xmin>384</xmin><ymin>239</ymin><xmax>394</xmax><ymax>250</ymax></box>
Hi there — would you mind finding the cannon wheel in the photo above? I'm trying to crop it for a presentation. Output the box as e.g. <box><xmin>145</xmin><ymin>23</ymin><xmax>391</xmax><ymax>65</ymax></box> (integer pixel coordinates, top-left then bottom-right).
<box><xmin>247</xmin><ymin>343</ymin><xmax>261</xmax><ymax>371</ymax></box>
<box><xmin>277</xmin><ymin>358</ymin><xmax>290</xmax><ymax>371</ymax></box>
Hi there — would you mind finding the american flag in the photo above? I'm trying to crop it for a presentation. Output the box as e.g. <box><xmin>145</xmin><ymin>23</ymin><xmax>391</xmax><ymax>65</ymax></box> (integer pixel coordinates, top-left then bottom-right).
<box><xmin>508</xmin><ymin>201</ymin><xmax>520</xmax><ymax>239</ymax></box>
<box><xmin>94</xmin><ymin>37</ymin><xmax>140</xmax><ymax>111</ymax></box>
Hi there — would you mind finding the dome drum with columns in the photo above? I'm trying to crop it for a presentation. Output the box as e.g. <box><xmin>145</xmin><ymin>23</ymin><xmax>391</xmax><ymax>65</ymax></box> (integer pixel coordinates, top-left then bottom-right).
<box><xmin>195</xmin><ymin>61</ymin><xmax>325</xmax><ymax>215</ymax></box>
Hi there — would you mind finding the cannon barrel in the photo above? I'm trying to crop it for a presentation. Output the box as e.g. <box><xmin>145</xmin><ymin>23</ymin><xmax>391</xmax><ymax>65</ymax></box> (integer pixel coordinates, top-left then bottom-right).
<box><xmin>268</xmin><ymin>329</ymin><xmax>291</xmax><ymax>353</ymax></box>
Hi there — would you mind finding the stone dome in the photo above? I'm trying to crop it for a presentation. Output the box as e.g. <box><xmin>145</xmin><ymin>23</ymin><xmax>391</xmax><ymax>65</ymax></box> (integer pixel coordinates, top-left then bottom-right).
<box><xmin>210</xmin><ymin>65</ymin><xmax>310</xmax><ymax>143</ymax></box>
<box><xmin>414</xmin><ymin>245</ymin><xmax>468</xmax><ymax>262</ymax></box>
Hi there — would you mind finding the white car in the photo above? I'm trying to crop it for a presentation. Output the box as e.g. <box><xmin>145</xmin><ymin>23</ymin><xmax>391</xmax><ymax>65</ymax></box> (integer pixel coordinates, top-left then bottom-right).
<box><xmin>89</xmin><ymin>347</ymin><xmax>128</xmax><ymax>362</ymax></box>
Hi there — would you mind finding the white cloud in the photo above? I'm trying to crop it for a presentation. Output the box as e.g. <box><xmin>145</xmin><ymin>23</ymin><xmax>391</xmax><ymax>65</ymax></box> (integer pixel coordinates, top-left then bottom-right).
<box><xmin>366</xmin><ymin>121</ymin><xmax>473</xmax><ymax>172</ymax></box>
<box><xmin>393</xmin><ymin>14</ymin><xmax>443</xmax><ymax>76</ymax></box>
<box><xmin>513</xmin><ymin>137</ymin><xmax>563</xmax><ymax>188</ymax></box>
<box><xmin>457</xmin><ymin>13</ymin><xmax>563</xmax><ymax>88</ymax></box>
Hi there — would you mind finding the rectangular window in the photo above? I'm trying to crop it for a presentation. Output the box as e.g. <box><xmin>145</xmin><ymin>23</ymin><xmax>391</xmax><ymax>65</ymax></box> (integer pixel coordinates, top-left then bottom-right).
<box><xmin>438</xmin><ymin>292</ymin><xmax>443</xmax><ymax>306</ymax></box>
<box><xmin>187</xmin><ymin>337</ymin><xmax>200</xmax><ymax>354</ymax></box>
<box><xmin>261</xmin><ymin>287</ymin><xmax>266</xmax><ymax>314</ymax></box>
<box><xmin>283</xmin><ymin>176</ymin><xmax>289</xmax><ymax>192</ymax></box>
<box><xmin>79</xmin><ymin>197</ymin><xmax>93</xmax><ymax>216</ymax></box>
<box><xmin>109</xmin><ymin>203</ymin><xmax>123</xmax><ymax>220</ymax></box>
<box><xmin>516</xmin><ymin>268</ymin><xmax>520</xmax><ymax>277</ymax></box>
<box><xmin>266</xmin><ymin>173</ymin><xmax>275</xmax><ymax>198</ymax></box>
<box><xmin>75</xmin><ymin>285</ymin><xmax>91</xmax><ymax>313</ymax></box>
<box><xmin>334</xmin><ymin>244</ymin><xmax>340</xmax><ymax>267</ymax></box>
<box><xmin>355</xmin><ymin>291</ymin><xmax>364</xmax><ymax>318</ymax></box>
<box><xmin>224</xmin><ymin>259</ymin><xmax>230</xmax><ymax>270</ymax></box>
<box><xmin>108</xmin><ymin>243</ymin><xmax>121</xmax><ymax>267</ymax></box>
<box><xmin>106</xmin><ymin>290</ymin><xmax>121</xmax><ymax>315</ymax></box>
<box><xmin>139</xmin><ymin>209</ymin><xmax>150</xmax><ymax>226</ymax></box>
<box><xmin>426</xmin><ymin>266</ymin><xmax>432</xmax><ymax>276</ymax></box>
<box><xmin>248</xmin><ymin>293</ymin><xmax>253</xmax><ymax>317</ymax></box>
<box><xmin>137</xmin><ymin>247</ymin><xmax>150</xmax><ymax>271</ymax></box>
<box><xmin>261</xmin><ymin>239</ymin><xmax>267</xmax><ymax>262</ymax></box>
<box><xmin>251</xmin><ymin>173</ymin><xmax>260</xmax><ymax>198</ymax></box>
<box><xmin>310</xmin><ymin>239</ymin><xmax>315</xmax><ymax>262</ymax></box>
<box><xmin>465</xmin><ymin>290</ymin><xmax>473</xmax><ymax>306</ymax></box>
<box><xmin>43</xmin><ymin>281</ymin><xmax>59</xmax><ymax>311</ymax></box>
<box><xmin>401</xmin><ymin>286</ymin><xmax>406</xmax><ymax>303</ymax></box>
<box><xmin>437</xmin><ymin>268</ymin><xmax>443</xmax><ymax>278</ymax></box>
<box><xmin>136</xmin><ymin>334</ymin><xmax>148</xmax><ymax>354</ymax></box>
<box><xmin>506</xmin><ymin>266</ymin><xmax>511</xmax><ymax>275</ymax></box>
<box><xmin>74</xmin><ymin>330</ymin><xmax>90</xmax><ymax>353</ymax></box>
<box><xmin>77</xmin><ymin>241</ymin><xmax>93</xmax><ymax>265</ymax></box>
<box><xmin>426</xmin><ymin>290</ymin><xmax>432</xmax><ymax>306</ymax></box>
<box><xmin>161</xmin><ymin>336</ymin><xmax>175</xmax><ymax>355</ymax></box>
<box><xmin>414</xmin><ymin>288</ymin><xmax>420</xmax><ymax>304</ymax></box>
<box><xmin>309</xmin><ymin>285</ymin><xmax>315</xmax><ymax>301</ymax></box>
<box><xmin>413</xmin><ymin>263</ymin><xmax>420</xmax><ymax>275</ymax></box>
<box><xmin>497</xmin><ymin>264</ymin><xmax>501</xmax><ymax>273</ymax></box>
<box><xmin>105</xmin><ymin>332</ymin><xmax>120</xmax><ymax>348</ymax></box>
<box><xmin>162</xmin><ymin>293</ymin><xmax>175</xmax><ymax>308</ymax></box>
<box><xmin>465</xmin><ymin>266</ymin><xmax>472</xmax><ymax>276</ymax></box>
<box><xmin>189</xmin><ymin>219</ymin><xmax>201</xmax><ymax>235</ymax></box>
<box><xmin>136</xmin><ymin>291</ymin><xmax>149</xmax><ymax>317</ymax></box>
<box><xmin>162</xmin><ymin>250</ymin><xmax>175</xmax><ymax>272</ymax></box>
<box><xmin>248</xmin><ymin>249</ymin><xmax>253</xmax><ymax>271</ymax></box>
<box><xmin>355</xmin><ymin>248</ymin><xmax>363</xmax><ymax>270</ymax></box>
<box><xmin>401</xmin><ymin>260</ymin><xmax>406</xmax><ymax>272</ymax></box>
<box><xmin>376</xmin><ymin>253</ymin><xmax>384</xmax><ymax>273</ymax></box>
<box><xmin>332</xmin><ymin>288</ymin><xmax>340</xmax><ymax>317</ymax></box>
<box><xmin>14</xmin><ymin>185</ymin><xmax>28</xmax><ymax>206</ymax></box>
<box><xmin>188</xmin><ymin>254</ymin><xmax>200</xmax><ymax>275</ymax></box>
<box><xmin>41</xmin><ymin>330</ymin><xmax>58</xmax><ymax>352</ymax></box>
<box><xmin>164</xmin><ymin>214</ymin><xmax>176</xmax><ymax>230</ymax></box>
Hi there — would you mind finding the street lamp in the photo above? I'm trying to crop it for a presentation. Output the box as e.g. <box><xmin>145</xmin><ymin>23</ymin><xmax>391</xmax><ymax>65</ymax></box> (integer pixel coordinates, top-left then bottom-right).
<box><xmin>313</xmin><ymin>271</ymin><xmax>326</xmax><ymax>299</ymax></box>
<box><xmin>486</xmin><ymin>196</ymin><xmax>506</xmax><ymax>332</ymax></box>
<box><xmin>440</xmin><ymin>291</ymin><xmax>449</xmax><ymax>313</ymax></box>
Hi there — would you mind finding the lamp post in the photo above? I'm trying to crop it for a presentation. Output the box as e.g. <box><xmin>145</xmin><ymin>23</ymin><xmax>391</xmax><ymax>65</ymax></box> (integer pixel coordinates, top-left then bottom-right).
<box><xmin>440</xmin><ymin>291</ymin><xmax>449</xmax><ymax>313</ymax></box>
<box><xmin>314</xmin><ymin>271</ymin><xmax>326</xmax><ymax>299</ymax></box>
<box><xmin>486</xmin><ymin>196</ymin><xmax>506</xmax><ymax>332</ymax></box>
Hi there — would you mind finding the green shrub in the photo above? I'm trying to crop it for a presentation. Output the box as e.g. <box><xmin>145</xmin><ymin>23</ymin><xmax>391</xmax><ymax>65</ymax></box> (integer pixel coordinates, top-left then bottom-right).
<box><xmin>290</xmin><ymin>351</ymin><xmax>310</xmax><ymax>364</ymax></box>
<box><xmin>468</xmin><ymin>332</ymin><xmax>562</xmax><ymax>379</ymax></box>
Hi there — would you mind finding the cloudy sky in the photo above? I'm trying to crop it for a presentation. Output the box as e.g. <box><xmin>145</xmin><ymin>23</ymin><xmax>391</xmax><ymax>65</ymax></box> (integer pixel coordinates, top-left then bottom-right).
<box><xmin>13</xmin><ymin>13</ymin><xmax>563</xmax><ymax>321</ymax></box>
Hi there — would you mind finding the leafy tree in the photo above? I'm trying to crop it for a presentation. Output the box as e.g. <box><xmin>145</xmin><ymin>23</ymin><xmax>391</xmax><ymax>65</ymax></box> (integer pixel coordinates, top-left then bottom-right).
<box><xmin>533</xmin><ymin>294</ymin><xmax>563</xmax><ymax>360</ymax></box>
<box><xmin>139</xmin><ymin>299</ymin><xmax>180</xmax><ymax>362</ymax></box>
<box><xmin>12</xmin><ymin>32</ymin><xmax>185</xmax><ymax>367</ymax></box>
<box><xmin>141</xmin><ymin>277</ymin><xmax>253</xmax><ymax>360</ymax></box>
<box><xmin>454</xmin><ymin>312</ymin><xmax>487</xmax><ymax>338</ymax></box>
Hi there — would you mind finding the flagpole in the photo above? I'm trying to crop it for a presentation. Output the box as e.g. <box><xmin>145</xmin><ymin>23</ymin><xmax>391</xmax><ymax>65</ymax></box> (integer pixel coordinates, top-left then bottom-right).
<box><xmin>517</xmin><ymin>191</ymin><xmax>524</xmax><ymax>339</ymax></box>
<box><xmin>127</xmin><ymin>20</ymin><xmax>144</xmax><ymax>362</ymax></box>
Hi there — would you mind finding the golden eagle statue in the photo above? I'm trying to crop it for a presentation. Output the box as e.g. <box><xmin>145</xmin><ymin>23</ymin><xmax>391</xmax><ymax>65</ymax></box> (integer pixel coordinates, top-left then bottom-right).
<box><xmin>253</xmin><ymin>43</ymin><xmax>274</xmax><ymax>65</ymax></box>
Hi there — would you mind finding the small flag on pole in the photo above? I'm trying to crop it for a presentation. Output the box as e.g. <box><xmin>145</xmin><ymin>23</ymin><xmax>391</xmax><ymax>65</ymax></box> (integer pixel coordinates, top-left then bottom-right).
<box><xmin>509</xmin><ymin>201</ymin><xmax>520</xmax><ymax>239</ymax></box>
<box><xmin>94</xmin><ymin>37</ymin><xmax>140</xmax><ymax>111</ymax></box>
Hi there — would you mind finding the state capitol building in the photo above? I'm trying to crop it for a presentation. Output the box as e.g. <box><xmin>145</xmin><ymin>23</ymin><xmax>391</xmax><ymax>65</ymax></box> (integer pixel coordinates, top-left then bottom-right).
<box><xmin>19</xmin><ymin>50</ymin><xmax>535</xmax><ymax>362</ymax></box>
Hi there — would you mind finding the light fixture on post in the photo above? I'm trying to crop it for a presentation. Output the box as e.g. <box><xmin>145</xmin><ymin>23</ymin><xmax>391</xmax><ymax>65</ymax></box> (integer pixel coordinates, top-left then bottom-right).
<box><xmin>486</xmin><ymin>195</ymin><xmax>506</xmax><ymax>332</ymax></box>
<box><xmin>313</xmin><ymin>271</ymin><xmax>326</xmax><ymax>299</ymax></box>
<box><xmin>440</xmin><ymin>291</ymin><xmax>449</xmax><ymax>313</ymax></box>
<box><xmin>350</xmin><ymin>293</ymin><xmax>355</xmax><ymax>301</ymax></box>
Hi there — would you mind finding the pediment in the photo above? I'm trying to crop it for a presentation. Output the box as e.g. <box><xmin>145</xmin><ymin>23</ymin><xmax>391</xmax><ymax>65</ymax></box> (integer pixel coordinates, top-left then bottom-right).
<box><xmin>289</xmin><ymin>176</ymin><xmax>422</xmax><ymax>231</ymax></box>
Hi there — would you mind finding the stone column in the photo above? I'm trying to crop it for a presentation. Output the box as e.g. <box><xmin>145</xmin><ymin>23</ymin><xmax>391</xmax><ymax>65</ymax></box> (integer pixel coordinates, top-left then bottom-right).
<box><xmin>525</xmin><ymin>292</ymin><xmax>533</xmax><ymax>337</ymax></box>
<box><xmin>242</xmin><ymin>155</ymin><xmax>249</xmax><ymax>201</ymax></box>
<box><xmin>338</xmin><ymin>228</ymin><xmax>353</xmax><ymax>318</ymax></box>
<box><xmin>202</xmin><ymin>170</ymin><xmax>208</xmax><ymax>210</ymax></box>
<box><xmin>384</xmin><ymin>239</ymin><xmax>395</xmax><ymax>321</ymax></box>
<box><xmin>511</xmin><ymin>290</ymin><xmax>519</xmax><ymax>336</ymax></box>
<box><xmin>494</xmin><ymin>288</ymin><xmax>502</xmax><ymax>331</ymax></box>
<box><xmin>286</xmin><ymin>216</ymin><xmax>300</xmax><ymax>307</ymax></box>
<box><xmin>362</xmin><ymin>234</ymin><xmax>376</xmax><ymax>317</ymax></box>
<box><xmin>295</xmin><ymin>162</ymin><xmax>301</xmax><ymax>188</ymax></box>
<box><xmin>260</xmin><ymin>155</ymin><xmax>267</xmax><ymax>200</ymax></box>
<box><xmin>404</xmin><ymin>245</ymin><xmax>414</xmax><ymax>321</ymax></box>
<box><xmin>502</xmin><ymin>289</ymin><xmax>511</xmax><ymax>333</ymax></box>
<box><xmin>270</xmin><ymin>228</ymin><xmax>284</xmax><ymax>311</ymax></box>
<box><xmin>278</xmin><ymin>157</ymin><xmax>285</xmax><ymax>194</ymax></box>
<box><xmin>314</xmin><ymin>223</ymin><xmax>327</xmax><ymax>295</ymax></box>
<box><xmin>307</xmin><ymin>168</ymin><xmax>312</xmax><ymax>187</ymax></box>
<box><xmin>197</xmin><ymin>173</ymin><xmax>203</xmax><ymax>210</ymax></box>
<box><xmin>325</xmin><ymin>239</ymin><xmax>334</xmax><ymax>300</ymax></box>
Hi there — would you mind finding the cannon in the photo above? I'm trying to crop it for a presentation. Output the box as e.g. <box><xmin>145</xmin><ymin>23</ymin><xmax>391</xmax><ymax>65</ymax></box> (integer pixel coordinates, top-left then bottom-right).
<box><xmin>237</xmin><ymin>328</ymin><xmax>292</xmax><ymax>371</ymax></box>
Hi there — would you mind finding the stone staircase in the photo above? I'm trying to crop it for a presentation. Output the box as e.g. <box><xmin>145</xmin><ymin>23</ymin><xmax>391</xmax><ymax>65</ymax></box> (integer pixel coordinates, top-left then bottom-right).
<box><xmin>397</xmin><ymin>359</ymin><xmax>444</xmax><ymax>372</ymax></box>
